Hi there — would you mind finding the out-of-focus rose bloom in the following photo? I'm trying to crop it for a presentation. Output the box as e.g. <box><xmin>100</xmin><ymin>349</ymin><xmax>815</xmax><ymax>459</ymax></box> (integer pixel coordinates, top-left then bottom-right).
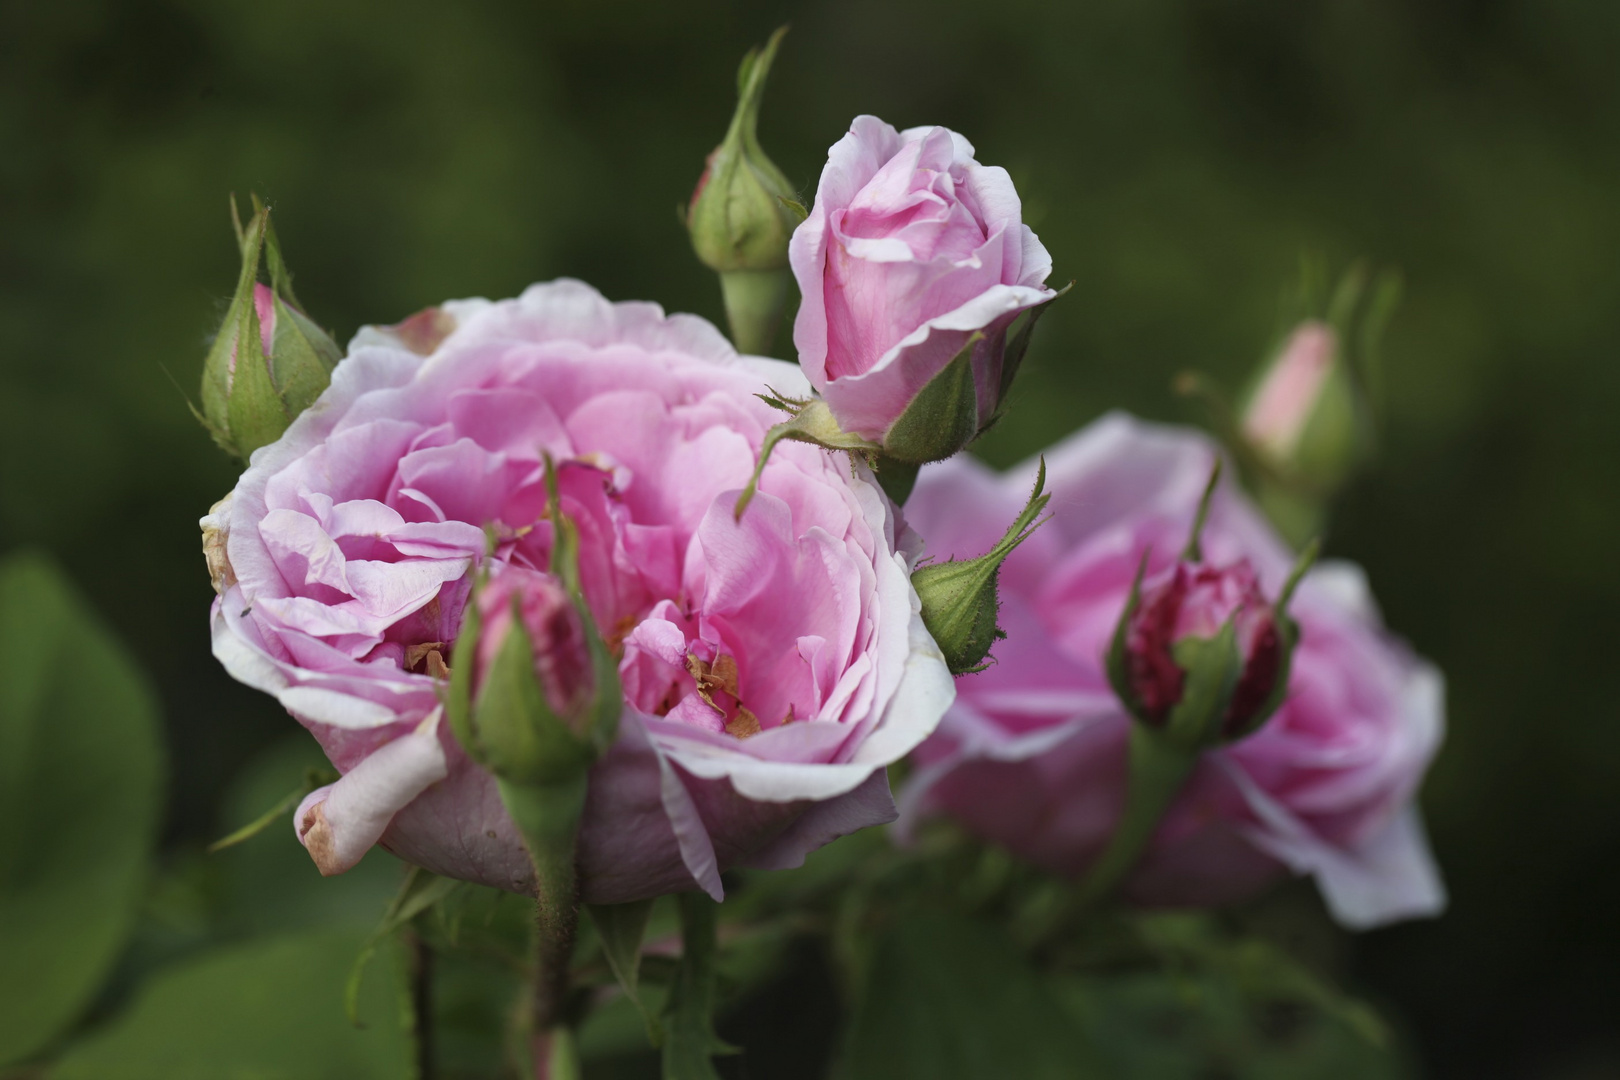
<box><xmin>897</xmin><ymin>413</ymin><xmax>1445</xmax><ymax>928</ymax></box>
<box><xmin>208</xmin><ymin>280</ymin><xmax>953</xmax><ymax>904</ymax></box>
<box><xmin>789</xmin><ymin>116</ymin><xmax>1056</xmax><ymax>459</ymax></box>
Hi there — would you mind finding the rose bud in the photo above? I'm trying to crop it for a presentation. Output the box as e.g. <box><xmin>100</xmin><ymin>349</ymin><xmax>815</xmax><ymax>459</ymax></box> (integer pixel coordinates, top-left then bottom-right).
<box><xmin>1242</xmin><ymin>321</ymin><xmax>1347</xmax><ymax>466</ymax></box>
<box><xmin>206</xmin><ymin>279</ymin><xmax>953</xmax><ymax>902</ymax></box>
<box><xmin>898</xmin><ymin>413</ymin><xmax>1445</xmax><ymax>929</ymax></box>
<box><xmin>911</xmin><ymin>460</ymin><xmax>1050</xmax><ymax>675</ymax></box>
<box><xmin>454</xmin><ymin>565</ymin><xmax>601</xmax><ymax>784</ymax></box>
<box><xmin>686</xmin><ymin>26</ymin><xmax>799</xmax><ymax>357</ymax></box>
<box><xmin>198</xmin><ymin>197</ymin><xmax>342</xmax><ymax>461</ymax></box>
<box><xmin>788</xmin><ymin>116</ymin><xmax>1060</xmax><ymax>472</ymax></box>
<box><xmin>1110</xmin><ymin>538</ymin><xmax>1296</xmax><ymax>746</ymax></box>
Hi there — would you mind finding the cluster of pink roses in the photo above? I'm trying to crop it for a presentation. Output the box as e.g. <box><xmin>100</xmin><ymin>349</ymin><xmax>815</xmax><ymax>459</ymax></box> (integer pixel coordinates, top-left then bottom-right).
<box><xmin>203</xmin><ymin>114</ymin><xmax>1443</xmax><ymax>927</ymax></box>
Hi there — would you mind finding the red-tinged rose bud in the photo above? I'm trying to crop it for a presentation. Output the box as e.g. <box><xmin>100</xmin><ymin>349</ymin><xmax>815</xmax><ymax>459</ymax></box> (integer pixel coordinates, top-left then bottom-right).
<box><xmin>1105</xmin><ymin>461</ymin><xmax>1314</xmax><ymax>750</ymax></box>
<box><xmin>1122</xmin><ymin>559</ymin><xmax>1283</xmax><ymax>740</ymax></box>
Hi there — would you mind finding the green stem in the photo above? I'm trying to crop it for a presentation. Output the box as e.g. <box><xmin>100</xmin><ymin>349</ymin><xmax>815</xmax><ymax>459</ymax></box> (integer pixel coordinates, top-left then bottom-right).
<box><xmin>497</xmin><ymin>777</ymin><xmax>588</xmax><ymax>1080</ymax></box>
<box><xmin>719</xmin><ymin>268</ymin><xmax>790</xmax><ymax>356</ymax></box>
<box><xmin>531</xmin><ymin>1027</ymin><xmax>582</xmax><ymax>1080</ymax></box>
<box><xmin>1254</xmin><ymin>476</ymin><xmax>1327</xmax><ymax>551</ymax></box>
<box><xmin>874</xmin><ymin>457</ymin><xmax>921</xmax><ymax>504</ymax></box>
<box><xmin>406</xmin><ymin>930</ymin><xmax>436</xmax><ymax>1080</ymax></box>
<box><xmin>1074</xmin><ymin>726</ymin><xmax>1199</xmax><ymax>909</ymax></box>
<box><xmin>661</xmin><ymin>892</ymin><xmax>726</xmax><ymax>1078</ymax></box>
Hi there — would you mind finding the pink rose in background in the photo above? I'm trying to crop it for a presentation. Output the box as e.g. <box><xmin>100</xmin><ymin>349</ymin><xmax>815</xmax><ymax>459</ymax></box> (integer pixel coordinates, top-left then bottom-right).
<box><xmin>896</xmin><ymin>412</ymin><xmax>1446</xmax><ymax>928</ymax></box>
<box><xmin>207</xmin><ymin>279</ymin><xmax>953</xmax><ymax>904</ymax></box>
<box><xmin>790</xmin><ymin>116</ymin><xmax>1056</xmax><ymax>456</ymax></box>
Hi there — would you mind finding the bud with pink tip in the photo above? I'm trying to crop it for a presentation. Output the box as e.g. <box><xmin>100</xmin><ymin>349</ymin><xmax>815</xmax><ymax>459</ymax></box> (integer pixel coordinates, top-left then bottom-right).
<box><xmin>198</xmin><ymin>196</ymin><xmax>341</xmax><ymax>460</ymax></box>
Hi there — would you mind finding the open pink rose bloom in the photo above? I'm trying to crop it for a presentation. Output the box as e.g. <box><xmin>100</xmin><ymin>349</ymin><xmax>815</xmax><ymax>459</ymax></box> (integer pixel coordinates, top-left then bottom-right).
<box><xmin>897</xmin><ymin>413</ymin><xmax>1446</xmax><ymax>928</ymax></box>
<box><xmin>790</xmin><ymin>116</ymin><xmax>1056</xmax><ymax>445</ymax></box>
<box><xmin>204</xmin><ymin>280</ymin><xmax>953</xmax><ymax>904</ymax></box>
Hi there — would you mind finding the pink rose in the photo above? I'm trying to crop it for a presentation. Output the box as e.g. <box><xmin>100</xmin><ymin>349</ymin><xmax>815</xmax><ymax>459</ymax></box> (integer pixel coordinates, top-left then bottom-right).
<box><xmin>790</xmin><ymin>116</ymin><xmax>1056</xmax><ymax>459</ymax></box>
<box><xmin>208</xmin><ymin>280</ymin><xmax>953</xmax><ymax>904</ymax></box>
<box><xmin>896</xmin><ymin>413</ymin><xmax>1445</xmax><ymax>928</ymax></box>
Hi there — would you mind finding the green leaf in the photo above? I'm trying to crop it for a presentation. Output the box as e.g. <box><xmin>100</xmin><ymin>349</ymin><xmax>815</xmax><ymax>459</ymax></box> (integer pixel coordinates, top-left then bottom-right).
<box><xmin>0</xmin><ymin>554</ymin><xmax>164</xmax><ymax>1066</ymax></box>
<box><xmin>1054</xmin><ymin>916</ymin><xmax>1406</xmax><ymax>1079</ymax></box>
<box><xmin>475</xmin><ymin>602</ymin><xmax>586</xmax><ymax>784</ymax></box>
<box><xmin>840</xmin><ymin>912</ymin><xmax>1095</xmax><ymax>1080</ymax></box>
<box><xmin>48</xmin><ymin>929</ymin><xmax>412</xmax><ymax>1080</ymax></box>
<box><xmin>587</xmin><ymin>900</ymin><xmax>661</xmax><ymax>1045</ymax></box>
<box><xmin>346</xmin><ymin>866</ymin><xmax>461</xmax><ymax>1026</ymax></box>
<box><xmin>1134</xmin><ymin>914</ymin><xmax>1389</xmax><ymax>1048</ymax></box>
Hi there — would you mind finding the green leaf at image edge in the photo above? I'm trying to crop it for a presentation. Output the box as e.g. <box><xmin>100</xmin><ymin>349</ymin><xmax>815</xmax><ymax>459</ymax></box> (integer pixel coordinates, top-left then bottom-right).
<box><xmin>47</xmin><ymin>928</ymin><xmax>412</xmax><ymax>1080</ymax></box>
<box><xmin>0</xmin><ymin>553</ymin><xmax>164</xmax><ymax>1066</ymax></box>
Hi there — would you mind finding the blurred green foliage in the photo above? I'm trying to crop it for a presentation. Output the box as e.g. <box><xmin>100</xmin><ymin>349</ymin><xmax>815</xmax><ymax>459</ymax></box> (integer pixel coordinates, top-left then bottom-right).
<box><xmin>48</xmin><ymin>928</ymin><xmax>413</xmax><ymax>1080</ymax></box>
<box><xmin>3</xmin><ymin>1</ymin><xmax>1618</xmax><ymax>1077</ymax></box>
<box><xmin>0</xmin><ymin>556</ymin><xmax>163</xmax><ymax>1066</ymax></box>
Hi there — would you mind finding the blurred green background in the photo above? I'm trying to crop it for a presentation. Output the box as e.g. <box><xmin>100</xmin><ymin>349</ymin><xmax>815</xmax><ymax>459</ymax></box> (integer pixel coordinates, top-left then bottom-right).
<box><xmin>2</xmin><ymin>1</ymin><xmax>1616</xmax><ymax>1076</ymax></box>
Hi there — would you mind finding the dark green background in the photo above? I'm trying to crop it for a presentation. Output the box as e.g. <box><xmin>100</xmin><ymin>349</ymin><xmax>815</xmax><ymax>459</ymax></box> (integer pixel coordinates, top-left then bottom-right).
<box><xmin>3</xmin><ymin>1</ymin><xmax>1615</xmax><ymax>1076</ymax></box>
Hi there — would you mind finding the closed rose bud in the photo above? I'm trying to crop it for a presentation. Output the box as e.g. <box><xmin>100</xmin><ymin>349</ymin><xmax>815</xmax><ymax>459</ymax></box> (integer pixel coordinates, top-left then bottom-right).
<box><xmin>687</xmin><ymin>26</ymin><xmax>798</xmax><ymax>356</ymax></box>
<box><xmin>454</xmin><ymin>565</ymin><xmax>602</xmax><ymax>786</ymax></box>
<box><xmin>475</xmin><ymin>568</ymin><xmax>592</xmax><ymax>721</ymax></box>
<box><xmin>198</xmin><ymin>198</ymin><xmax>341</xmax><ymax>460</ymax></box>
<box><xmin>790</xmin><ymin>116</ymin><xmax>1059</xmax><ymax>465</ymax></box>
<box><xmin>1122</xmin><ymin>559</ymin><xmax>1283</xmax><ymax>741</ymax></box>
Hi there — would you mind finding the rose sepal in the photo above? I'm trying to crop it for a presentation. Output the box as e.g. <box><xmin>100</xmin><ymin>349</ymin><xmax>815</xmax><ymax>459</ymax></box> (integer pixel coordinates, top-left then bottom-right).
<box><xmin>732</xmin><ymin>396</ymin><xmax>884</xmax><ymax>520</ymax></box>
<box><xmin>730</xmin><ymin>334</ymin><xmax>995</xmax><ymax>519</ymax></box>
<box><xmin>984</xmin><ymin>282</ymin><xmax>1071</xmax><ymax>432</ymax></box>
<box><xmin>878</xmin><ymin>333</ymin><xmax>983</xmax><ymax>466</ymax></box>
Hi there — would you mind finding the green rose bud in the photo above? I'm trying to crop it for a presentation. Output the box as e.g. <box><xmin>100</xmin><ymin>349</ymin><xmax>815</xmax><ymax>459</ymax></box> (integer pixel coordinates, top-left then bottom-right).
<box><xmin>197</xmin><ymin>197</ymin><xmax>341</xmax><ymax>461</ymax></box>
<box><xmin>911</xmin><ymin>459</ymin><xmax>1051</xmax><ymax>675</ymax></box>
<box><xmin>686</xmin><ymin>26</ymin><xmax>800</xmax><ymax>356</ymax></box>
